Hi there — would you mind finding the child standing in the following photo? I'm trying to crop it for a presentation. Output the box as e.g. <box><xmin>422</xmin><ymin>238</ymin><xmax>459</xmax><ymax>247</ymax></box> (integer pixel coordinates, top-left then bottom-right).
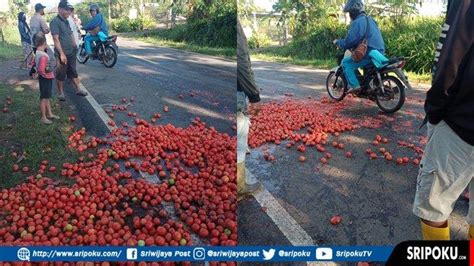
<box><xmin>34</xmin><ymin>32</ymin><xmax>59</xmax><ymax>124</ymax></box>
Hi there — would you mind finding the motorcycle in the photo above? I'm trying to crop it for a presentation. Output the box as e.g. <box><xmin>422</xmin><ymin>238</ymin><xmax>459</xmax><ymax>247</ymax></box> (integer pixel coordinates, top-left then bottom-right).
<box><xmin>77</xmin><ymin>33</ymin><xmax>118</xmax><ymax>68</ymax></box>
<box><xmin>326</xmin><ymin>52</ymin><xmax>413</xmax><ymax>113</ymax></box>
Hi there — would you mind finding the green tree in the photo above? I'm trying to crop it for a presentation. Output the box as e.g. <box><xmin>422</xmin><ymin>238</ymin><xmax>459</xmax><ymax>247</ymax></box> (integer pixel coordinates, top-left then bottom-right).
<box><xmin>8</xmin><ymin>0</ymin><xmax>29</xmax><ymax>20</ymax></box>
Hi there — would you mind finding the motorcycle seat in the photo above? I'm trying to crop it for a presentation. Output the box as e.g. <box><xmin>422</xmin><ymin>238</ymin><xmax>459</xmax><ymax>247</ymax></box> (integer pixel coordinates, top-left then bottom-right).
<box><xmin>381</xmin><ymin>57</ymin><xmax>405</xmax><ymax>69</ymax></box>
<box><xmin>387</xmin><ymin>58</ymin><xmax>401</xmax><ymax>64</ymax></box>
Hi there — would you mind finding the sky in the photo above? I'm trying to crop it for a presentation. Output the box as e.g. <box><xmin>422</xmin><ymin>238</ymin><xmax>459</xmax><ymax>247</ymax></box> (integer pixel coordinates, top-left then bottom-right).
<box><xmin>254</xmin><ymin>0</ymin><xmax>276</xmax><ymax>11</ymax></box>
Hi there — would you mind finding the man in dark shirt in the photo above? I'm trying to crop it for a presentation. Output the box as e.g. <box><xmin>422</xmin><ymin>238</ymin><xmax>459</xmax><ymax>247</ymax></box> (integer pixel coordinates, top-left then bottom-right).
<box><xmin>50</xmin><ymin>0</ymin><xmax>87</xmax><ymax>101</ymax></box>
<box><xmin>413</xmin><ymin>0</ymin><xmax>473</xmax><ymax>240</ymax></box>
<box><xmin>237</xmin><ymin>19</ymin><xmax>262</xmax><ymax>201</ymax></box>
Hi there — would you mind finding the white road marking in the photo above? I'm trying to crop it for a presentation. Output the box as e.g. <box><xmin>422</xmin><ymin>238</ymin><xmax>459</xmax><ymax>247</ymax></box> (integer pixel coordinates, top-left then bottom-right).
<box><xmin>78</xmin><ymin>79</ymin><xmax>211</xmax><ymax>247</ymax></box>
<box><xmin>246</xmin><ymin>169</ymin><xmax>315</xmax><ymax>246</ymax></box>
<box><xmin>80</xmin><ymin>45</ymin><xmax>331</xmax><ymax>266</ymax></box>
<box><xmin>78</xmin><ymin>82</ymin><xmax>117</xmax><ymax>131</ymax></box>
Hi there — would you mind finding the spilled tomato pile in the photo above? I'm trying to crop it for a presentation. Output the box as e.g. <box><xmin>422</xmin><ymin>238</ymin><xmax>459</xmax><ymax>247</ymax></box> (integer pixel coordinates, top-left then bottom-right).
<box><xmin>0</xmin><ymin>115</ymin><xmax>237</xmax><ymax>250</ymax></box>
<box><xmin>249</xmin><ymin>99</ymin><xmax>358</xmax><ymax>148</ymax></box>
<box><xmin>249</xmin><ymin>98</ymin><xmax>424</xmax><ymax>167</ymax></box>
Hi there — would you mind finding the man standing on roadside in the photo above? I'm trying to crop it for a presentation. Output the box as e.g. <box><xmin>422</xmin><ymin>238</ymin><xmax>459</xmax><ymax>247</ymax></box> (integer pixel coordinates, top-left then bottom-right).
<box><xmin>413</xmin><ymin>0</ymin><xmax>473</xmax><ymax>240</ymax></box>
<box><xmin>50</xmin><ymin>0</ymin><xmax>88</xmax><ymax>101</ymax></box>
<box><xmin>30</xmin><ymin>3</ymin><xmax>50</xmax><ymax>49</ymax></box>
<box><xmin>68</xmin><ymin>7</ymin><xmax>81</xmax><ymax>47</ymax></box>
<box><xmin>237</xmin><ymin>19</ymin><xmax>263</xmax><ymax>201</ymax></box>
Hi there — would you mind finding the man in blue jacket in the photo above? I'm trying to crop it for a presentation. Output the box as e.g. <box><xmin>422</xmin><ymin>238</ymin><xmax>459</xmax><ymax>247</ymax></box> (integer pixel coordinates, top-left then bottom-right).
<box><xmin>333</xmin><ymin>0</ymin><xmax>385</xmax><ymax>93</ymax></box>
<box><xmin>83</xmin><ymin>4</ymin><xmax>109</xmax><ymax>57</ymax></box>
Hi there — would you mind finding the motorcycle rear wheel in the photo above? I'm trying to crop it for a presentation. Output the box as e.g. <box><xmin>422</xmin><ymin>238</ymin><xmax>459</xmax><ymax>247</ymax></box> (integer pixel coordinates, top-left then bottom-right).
<box><xmin>375</xmin><ymin>75</ymin><xmax>405</xmax><ymax>113</ymax></box>
<box><xmin>102</xmin><ymin>46</ymin><xmax>117</xmax><ymax>68</ymax></box>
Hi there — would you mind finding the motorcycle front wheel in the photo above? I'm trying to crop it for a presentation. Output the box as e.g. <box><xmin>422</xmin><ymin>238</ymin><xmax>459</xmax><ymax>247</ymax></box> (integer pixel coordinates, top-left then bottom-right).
<box><xmin>375</xmin><ymin>75</ymin><xmax>405</xmax><ymax>113</ymax></box>
<box><xmin>102</xmin><ymin>45</ymin><xmax>117</xmax><ymax>68</ymax></box>
<box><xmin>76</xmin><ymin>45</ymin><xmax>88</xmax><ymax>64</ymax></box>
<box><xmin>326</xmin><ymin>72</ymin><xmax>347</xmax><ymax>101</ymax></box>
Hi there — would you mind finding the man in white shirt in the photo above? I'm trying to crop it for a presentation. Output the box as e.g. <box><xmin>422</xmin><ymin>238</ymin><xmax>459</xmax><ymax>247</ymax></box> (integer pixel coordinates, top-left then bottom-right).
<box><xmin>67</xmin><ymin>7</ymin><xmax>81</xmax><ymax>48</ymax></box>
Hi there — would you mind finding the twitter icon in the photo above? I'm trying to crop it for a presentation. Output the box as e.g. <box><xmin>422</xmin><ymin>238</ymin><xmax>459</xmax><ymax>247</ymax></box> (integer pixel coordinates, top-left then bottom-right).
<box><xmin>263</xmin><ymin>249</ymin><xmax>276</xmax><ymax>260</ymax></box>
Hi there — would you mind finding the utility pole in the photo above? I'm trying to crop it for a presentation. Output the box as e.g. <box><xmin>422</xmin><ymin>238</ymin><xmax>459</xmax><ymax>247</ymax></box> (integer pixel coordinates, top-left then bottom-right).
<box><xmin>108</xmin><ymin>0</ymin><xmax>111</xmax><ymax>21</ymax></box>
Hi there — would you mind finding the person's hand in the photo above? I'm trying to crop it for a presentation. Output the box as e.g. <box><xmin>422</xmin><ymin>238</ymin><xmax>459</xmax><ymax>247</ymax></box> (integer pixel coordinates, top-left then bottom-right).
<box><xmin>32</xmin><ymin>73</ymin><xmax>38</xmax><ymax>79</ymax></box>
<box><xmin>250</xmin><ymin>102</ymin><xmax>263</xmax><ymax>115</ymax></box>
<box><xmin>333</xmin><ymin>39</ymin><xmax>338</xmax><ymax>45</ymax></box>
<box><xmin>60</xmin><ymin>53</ymin><xmax>67</xmax><ymax>65</ymax></box>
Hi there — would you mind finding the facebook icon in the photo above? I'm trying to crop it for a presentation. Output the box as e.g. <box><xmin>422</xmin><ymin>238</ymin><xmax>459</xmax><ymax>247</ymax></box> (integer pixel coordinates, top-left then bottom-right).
<box><xmin>126</xmin><ymin>248</ymin><xmax>138</xmax><ymax>260</ymax></box>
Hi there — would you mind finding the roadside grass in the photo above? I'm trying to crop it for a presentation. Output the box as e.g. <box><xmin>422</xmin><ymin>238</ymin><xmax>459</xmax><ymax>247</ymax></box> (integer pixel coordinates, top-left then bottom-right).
<box><xmin>0</xmin><ymin>83</ymin><xmax>80</xmax><ymax>188</ymax></box>
<box><xmin>252</xmin><ymin>53</ymin><xmax>336</xmax><ymax>70</ymax></box>
<box><xmin>0</xmin><ymin>26</ymin><xmax>22</xmax><ymax>61</ymax></box>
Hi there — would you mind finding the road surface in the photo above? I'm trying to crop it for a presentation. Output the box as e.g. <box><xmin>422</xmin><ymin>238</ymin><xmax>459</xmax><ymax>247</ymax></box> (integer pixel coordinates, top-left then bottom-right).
<box><xmin>238</xmin><ymin>59</ymin><xmax>470</xmax><ymax>250</ymax></box>
<box><xmin>68</xmin><ymin>38</ymin><xmax>236</xmax><ymax>137</ymax></box>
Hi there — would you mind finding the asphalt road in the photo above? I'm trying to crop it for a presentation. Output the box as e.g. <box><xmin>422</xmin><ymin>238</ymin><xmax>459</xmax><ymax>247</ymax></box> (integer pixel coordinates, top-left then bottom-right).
<box><xmin>70</xmin><ymin>37</ymin><xmax>236</xmax><ymax>137</ymax></box>
<box><xmin>238</xmin><ymin>59</ymin><xmax>470</xmax><ymax>249</ymax></box>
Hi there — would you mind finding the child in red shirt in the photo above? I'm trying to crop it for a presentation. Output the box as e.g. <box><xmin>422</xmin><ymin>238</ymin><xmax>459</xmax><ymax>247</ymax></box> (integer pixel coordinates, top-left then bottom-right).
<box><xmin>33</xmin><ymin>32</ymin><xmax>59</xmax><ymax>124</ymax></box>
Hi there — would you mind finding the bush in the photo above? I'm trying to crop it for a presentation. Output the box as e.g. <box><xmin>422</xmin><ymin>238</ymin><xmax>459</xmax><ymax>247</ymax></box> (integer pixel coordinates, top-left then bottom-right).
<box><xmin>129</xmin><ymin>18</ymin><xmax>142</xmax><ymax>31</ymax></box>
<box><xmin>186</xmin><ymin>10</ymin><xmax>236</xmax><ymax>48</ymax></box>
<box><xmin>383</xmin><ymin>17</ymin><xmax>443</xmax><ymax>74</ymax></box>
<box><xmin>152</xmin><ymin>24</ymin><xmax>187</xmax><ymax>42</ymax></box>
<box><xmin>140</xmin><ymin>16</ymin><xmax>155</xmax><ymax>30</ymax></box>
<box><xmin>278</xmin><ymin>17</ymin><xmax>443</xmax><ymax>74</ymax></box>
<box><xmin>111</xmin><ymin>16</ymin><xmax>156</xmax><ymax>33</ymax></box>
<box><xmin>291</xmin><ymin>19</ymin><xmax>346</xmax><ymax>60</ymax></box>
<box><xmin>248</xmin><ymin>31</ymin><xmax>271</xmax><ymax>49</ymax></box>
<box><xmin>148</xmin><ymin>10</ymin><xmax>236</xmax><ymax>48</ymax></box>
<box><xmin>111</xmin><ymin>18</ymin><xmax>131</xmax><ymax>33</ymax></box>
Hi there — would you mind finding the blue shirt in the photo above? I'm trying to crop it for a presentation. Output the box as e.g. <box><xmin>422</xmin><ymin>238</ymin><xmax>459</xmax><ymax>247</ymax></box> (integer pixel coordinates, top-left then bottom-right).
<box><xmin>84</xmin><ymin>13</ymin><xmax>109</xmax><ymax>36</ymax></box>
<box><xmin>337</xmin><ymin>14</ymin><xmax>385</xmax><ymax>55</ymax></box>
<box><xmin>18</xmin><ymin>21</ymin><xmax>31</xmax><ymax>44</ymax></box>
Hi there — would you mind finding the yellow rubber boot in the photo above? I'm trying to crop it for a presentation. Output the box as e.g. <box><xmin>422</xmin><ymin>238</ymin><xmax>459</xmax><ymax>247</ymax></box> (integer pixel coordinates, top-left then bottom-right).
<box><xmin>420</xmin><ymin>221</ymin><xmax>450</xmax><ymax>240</ymax></box>
<box><xmin>469</xmin><ymin>225</ymin><xmax>474</xmax><ymax>240</ymax></box>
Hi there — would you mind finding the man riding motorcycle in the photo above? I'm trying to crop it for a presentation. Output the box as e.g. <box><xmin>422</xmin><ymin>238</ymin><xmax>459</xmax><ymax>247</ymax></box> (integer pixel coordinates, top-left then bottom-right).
<box><xmin>82</xmin><ymin>4</ymin><xmax>109</xmax><ymax>57</ymax></box>
<box><xmin>333</xmin><ymin>0</ymin><xmax>388</xmax><ymax>93</ymax></box>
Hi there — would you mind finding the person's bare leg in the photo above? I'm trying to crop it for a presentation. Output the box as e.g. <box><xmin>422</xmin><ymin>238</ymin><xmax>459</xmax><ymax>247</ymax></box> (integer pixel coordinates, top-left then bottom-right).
<box><xmin>72</xmin><ymin>77</ymin><xmax>87</xmax><ymax>96</ymax></box>
<box><xmin>40</xmin><ymin>100</ymin><xmax>51</xmax><ymax>124</ymax></box>
<box><xmin>46</xmin><ymin>100</ymin><xmax>59</xmax><ymax>119</ymax></box>
<box><xmin>56</xmin><ymin>79</ymin><xmax>65</xmax><ymax>99</ymax></box>
<box><xmin>421</xmin><ymin>219</ymin><xmax>447</xmax><ymax>228</ymax></box>
<box><xmin>40</xmin><ymin>100</ymin><xmax>47</xmax><ymax>119</ymax></box>
<box><xmin>71</xmin><ymin>77</ymin><xmax>80</xmax><ymax>92</ymax></box>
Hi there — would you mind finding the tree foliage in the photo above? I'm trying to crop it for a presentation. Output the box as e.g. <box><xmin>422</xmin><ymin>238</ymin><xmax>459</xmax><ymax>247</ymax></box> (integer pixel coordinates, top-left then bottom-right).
<box><xmin>270</xmin><ymin>0</ymin><xmax>442</xmax><ymax>38</ymax></box>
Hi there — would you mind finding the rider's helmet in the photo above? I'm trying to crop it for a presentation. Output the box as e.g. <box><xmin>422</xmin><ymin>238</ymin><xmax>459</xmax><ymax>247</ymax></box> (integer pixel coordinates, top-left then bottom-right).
<box><xmin>343</xmin><ymin>0</ymin><xmax>364</xmax><ymax>19</ymax></box>
<box><xmin>89</xmin><ymin>4</ymin><xmax>100</xmax><ymax>14</ymax></box>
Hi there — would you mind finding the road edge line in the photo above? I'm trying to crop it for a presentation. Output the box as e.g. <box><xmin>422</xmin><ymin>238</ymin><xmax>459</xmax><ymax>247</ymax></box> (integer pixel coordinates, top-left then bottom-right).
<box><xmin>78</xmin><ymin>82</ymin><xmax>117</xmax><ymax>132</ymax></box>
<box><xmin>246</xmin><ymin>169</ymin><xmax>314</xmax><ymax>246</ymax></box>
